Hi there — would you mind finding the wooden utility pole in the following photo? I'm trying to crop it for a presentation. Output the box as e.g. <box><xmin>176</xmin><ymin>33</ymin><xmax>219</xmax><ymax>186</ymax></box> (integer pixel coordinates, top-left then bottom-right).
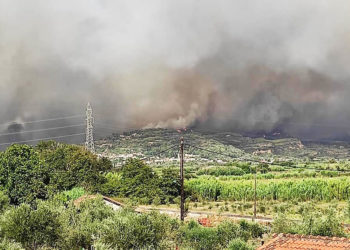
<box><xmin>180</xmin><ymin>137</ymin><xmax>185</xmax><ymax>221</ymax></box>
<box><xmin>253</xmin><ymin>164</ymin><xmax>260</xmax><ymax>221</ymax></box>
<box><xmin>253</xmin><ymin>166</ymin><xmax>257</xmax><ymax>221</ymax></box>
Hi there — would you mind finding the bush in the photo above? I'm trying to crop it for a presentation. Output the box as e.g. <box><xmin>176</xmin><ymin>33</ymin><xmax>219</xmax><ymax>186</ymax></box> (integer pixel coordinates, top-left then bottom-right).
<box><xmin>178</xmin><ymin>221</ymin><xmax>219</xmax><ymax>250</ymax></box>
<box><xmin>0</xmin><ymin>201</ymin><xmax>62</xmax><ymax>249</ymax></box>
<box><xmin>59</xmin><ymin>196</ymin><xmax>115</xmax><ymax>249</ymax></box>
<box><xmin>227</xmin><ymin>239</ymin><xmax>254</xmax><ymax>250</ymax></box>
<box><xmin>216</xmin><ymin>221</ymin><xmax>241</xmax><ymax>247</ymax></box>
<box><xmin>300</xmin><ymin>205</ymin><xmax>345</xmax><ymax>237</ymax></box>
<box><xmin>153</xmin><ymin>196</ymin><xmax>161</xmax><ymax>206</ymax></box>
<box><xmin>0</xmin><ymin>238</ymin><xmax>24</xmax><ymax>250</ymax></box>
<box><xmin>238</xmin><ymin>220</ymin><xmax>265</xmax><ymax>240</ymax></box>
<box><xmin>0</xmin><ymin>191</ymin><xmax>10</xmax><ymax>213</ymax></box>
<box><xmin>92</xmin><ymin>240</ymin><xmax>113</xmax><ymax>250</ymax></box>
<box><xmin>272</xmin><ymin>213</ymin><xmax>298</xmax><ymax>234</ymax></box>
<box><xmin>273</xmin><ymin>204</ymin><xmax>346</xmax><ymax>237</ymax></box>
<box><xmin>178</xmin><ymin>219</ymin><xmax>264</xmax><ymax>250</ymax></box>
<box><xmin>99</xmin><ymin>172</ymin><xmax>121</xmax><ymax>196</ymax></box>
<box><xmin>63</xmin><ymin>187</ymin><xmax>85</xmax><ymax>201</ymax></box>
<box><xmin>258</xmin><ymin>205</ymin><xmax>266</xmax><ymax>213</ymax></box>
<box><xmin>100</xmin><ymin>210</ymin><xmax>178</xmax><ymax>249</ymax></box>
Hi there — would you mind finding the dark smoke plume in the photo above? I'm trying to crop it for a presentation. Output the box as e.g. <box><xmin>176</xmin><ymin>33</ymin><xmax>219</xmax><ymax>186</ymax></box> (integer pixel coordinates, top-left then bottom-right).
<box><xmin>0</xmin><ymin>0</ymin><xmax>350</xmax><ymax>141</ymax></box>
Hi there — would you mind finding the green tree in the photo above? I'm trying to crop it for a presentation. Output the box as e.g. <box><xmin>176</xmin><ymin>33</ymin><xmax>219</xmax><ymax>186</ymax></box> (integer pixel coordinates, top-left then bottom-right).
<box><xmin>119</xmin><ymin>159</ymin><xmax>161</xmax><ymax>202</ymax></box>
<box><xmin>258</xmin><ymin>163</ymin><xmax>270</xmax><ymax>174</ymax></box>
<box><xmin>0</xmin><ymin>144</ymin><xmax>48</xmax><ymax>204</ymax></box>
<box><xmin>36</xmin><ymin>141</ymin><xmax>112</xmax><ymax>193</ymax></box>
<box><xmin>159</xmin><ymin>168</ymin><xmax>180</xmax><ymax>201</ymax></box>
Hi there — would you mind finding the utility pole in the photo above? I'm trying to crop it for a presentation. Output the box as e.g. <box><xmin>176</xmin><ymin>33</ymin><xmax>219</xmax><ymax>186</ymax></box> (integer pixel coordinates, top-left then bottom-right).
<box><xmin>85</xmin><ymin>102</ymin><xmax>95</xmax><ymax>153</ymax></box>
<box><xmin>180</xmin><ymin>137</ymin><xmax>185</xmax><ymax>221</ymax></box>
<box><xmin>253</xmin><ymin>164</ymin><xmax>258</xmax><ymax>221</ymax></box>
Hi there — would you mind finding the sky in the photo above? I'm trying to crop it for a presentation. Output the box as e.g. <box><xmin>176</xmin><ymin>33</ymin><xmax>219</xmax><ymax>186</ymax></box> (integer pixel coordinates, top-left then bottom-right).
<box><xmin>0</xmin><ymin>0</ymin><xmax>350</xmax><ymax>141</ymax></box>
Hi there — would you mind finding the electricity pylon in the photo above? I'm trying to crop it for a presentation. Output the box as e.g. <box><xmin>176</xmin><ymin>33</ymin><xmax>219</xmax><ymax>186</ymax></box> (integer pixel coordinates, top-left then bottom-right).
<box><xmin>85</xmin><ymin>102</ymin><xmax>95</xmax><ymax>153</ymax></box>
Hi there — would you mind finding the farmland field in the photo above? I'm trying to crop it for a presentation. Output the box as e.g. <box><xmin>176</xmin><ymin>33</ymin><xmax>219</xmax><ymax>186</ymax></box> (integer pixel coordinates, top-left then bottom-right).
<box><xmin>96</xmin><ymin>128</ymin><xmax>350</xmax><ymax>225</ymax></box>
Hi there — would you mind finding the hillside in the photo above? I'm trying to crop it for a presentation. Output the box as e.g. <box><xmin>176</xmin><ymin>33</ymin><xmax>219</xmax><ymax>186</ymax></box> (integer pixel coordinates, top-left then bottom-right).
<box><xmin>95</xmin><ymin>128</ymin><xmax>350</xmax><ymax>164</ymax></box>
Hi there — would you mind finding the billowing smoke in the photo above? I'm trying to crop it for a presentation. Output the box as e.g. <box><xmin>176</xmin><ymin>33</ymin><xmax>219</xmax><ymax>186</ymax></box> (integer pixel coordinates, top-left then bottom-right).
<box><xmin>1</xmin><ymin>0</ymin><xmax>350</xmax><ymax>141</ymax></box>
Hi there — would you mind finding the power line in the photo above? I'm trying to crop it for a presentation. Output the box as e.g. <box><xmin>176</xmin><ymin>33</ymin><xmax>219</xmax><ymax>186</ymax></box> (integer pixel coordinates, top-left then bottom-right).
<box><xmin>140</xmin><ymin>144</ymin><xmax>179</xmax><ymax>161</ymax></box>
<box><xmin>0</xmin><ymin>133</ymin><xmax>85</xmax><ymax>146</ymax></box>
<box><xmin>236</xmin><ymin>117</ymin><xmax>350</xmax><ymax>130</ymax></box>
<box><xmin>0</xmin><ymin>114</ymin><xmax>84</xmax><ymax>127</ymax></box>
<box><xmin>187</xmin><ymin>143</ymin><xmax>350</xmax><ymax>173</ymax></box>
<box><xmin>0</xmin><ymin>124</ymin><xmax>85</xmax><ymax>137</ymax></box>
<box><xmin>186</xmin><ymin>143</ymin><xmax>263</xmax><ymax>163</ymax></box>
<box><xmin>283</xmin><ymin>165</ymin><xmax>350</xmax><ymax>173</ymax></box>
<box><xmin>94</xmin><ymin>124</ymin><xmax>141</xmax><ymax>132</ymax></box>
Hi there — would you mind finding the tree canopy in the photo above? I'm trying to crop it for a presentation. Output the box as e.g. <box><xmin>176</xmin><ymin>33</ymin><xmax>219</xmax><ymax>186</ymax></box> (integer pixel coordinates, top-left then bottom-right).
<box><xmin>0</xmin><ymin>142</ymin><xmax>112</xmax><ymax>205</ymax></box>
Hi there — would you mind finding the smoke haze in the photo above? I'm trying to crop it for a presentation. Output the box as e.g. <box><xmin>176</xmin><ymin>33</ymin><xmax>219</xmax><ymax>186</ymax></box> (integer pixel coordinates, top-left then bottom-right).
<box><xmin>1</xmin><ymin>0</ymin><xmax>350</xmax><ymax>141</ymax></box>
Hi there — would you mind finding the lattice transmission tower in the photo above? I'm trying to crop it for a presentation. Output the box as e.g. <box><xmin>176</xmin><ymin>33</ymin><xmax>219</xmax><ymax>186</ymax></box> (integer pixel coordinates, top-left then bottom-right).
<box><xmin>85</xmin><ymin>102</ymin><xmax>95</xmax><ymax>153</ymax></box>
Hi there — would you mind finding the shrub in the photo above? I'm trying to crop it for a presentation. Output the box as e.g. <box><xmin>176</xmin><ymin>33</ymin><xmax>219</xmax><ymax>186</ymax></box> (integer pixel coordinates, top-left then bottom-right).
<box><xmin>216</xmin><ymin>221</ymin><xmax>241</xmax><ymax>247</ymax></box>
<box><xmin>92</xmin><ymin>240</ymin><xmax>113</xmax><ymax>250</ymax></box>
<box><xmin>0</xmin><ymin>201</ymin><xmax>62</xmax><ymax>249</ymax></box>
<box><xmin>300</xmin><ymin>205</ymin><xmax>345</xmax><ymax>237</ymax></box>
<box><xmin>63</xmin><ymin>187</ymin><xmax>85</xmax><ymax>201</ymax></box>
<box><xmin>100</xmin><ymin>210</ymin><xmax>178</xmax><ymax>249</ymax></box>
<box><xmin>272</xmin><ymin>213</ymin><xmax>298</xmax><ymax>234</ymax></box>
<box><xmin>177</xmin><ymin>221</ymin><xmax>219</xmax><ymax>250</ymax></box>
<box><xmin>99</xmin><ymin>172</ymin><xmax>121</xmax><ymax>196</ymax></box>
<box><xmin>258</xmin><ymin>205</ymin><xmax>266</xmax><ymax>213</ymax></box>
<box><xmin>238</xmin><ymin>220</ymin><xmax>265</xmax><ymax>239</ymax></box>
<box><xmin>178</xmin><ymin>219</ymin><xmax>264</xmax><ymax>250</ymax></box>
<box><xmin>0</xmin><ymin>238</ymin><xmax>24</xmax><ymax>250</ymax></box>
<box><xmin>0</xmin><ymin>191</ymin><xmax>10</xmax><ymax>213</ymax></box>
<box><xmin>153</xmin><ymin>196</ymin><xmax>161</xmax><ymax>206</ymax></box>
<box><xmin>227</xmin><ymin>239</ymin><xmax>254</xmax><ymax>250</ymax></box>
<box><xmin>59</xmin><ymin>196</ymin><xmax>115</xmax><ymax>249</ymax></box>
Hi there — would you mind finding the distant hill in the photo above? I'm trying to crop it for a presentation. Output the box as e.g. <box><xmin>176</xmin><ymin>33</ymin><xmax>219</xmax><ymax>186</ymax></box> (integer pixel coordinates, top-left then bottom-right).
<box><xmin>95</xmin><ymin>128</ymin><xmax>350</xmax><ymax>164</ymax></box>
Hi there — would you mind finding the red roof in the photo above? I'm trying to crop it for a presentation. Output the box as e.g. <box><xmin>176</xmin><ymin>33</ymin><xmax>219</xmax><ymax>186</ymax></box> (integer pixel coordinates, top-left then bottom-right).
<box><xmin>258</xmin><ymin>233</ymin><xmax>350</xmax><ymax>250</ymax></box>
<box><xmin>198</xmin><ymin>217</ymin><xmax>212</xmax><ymax>227</ymax></box>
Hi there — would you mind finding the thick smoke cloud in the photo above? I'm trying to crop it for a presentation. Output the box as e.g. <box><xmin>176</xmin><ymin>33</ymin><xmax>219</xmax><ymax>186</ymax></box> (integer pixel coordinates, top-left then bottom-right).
<box><xmin>0</xmin><ymin>0</ymin><xmax>350</xmax><ymax>141</ymax></box>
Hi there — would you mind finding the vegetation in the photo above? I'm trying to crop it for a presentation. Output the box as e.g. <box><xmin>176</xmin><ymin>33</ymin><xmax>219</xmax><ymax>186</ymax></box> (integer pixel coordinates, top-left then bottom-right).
<box><xmin>2</xmin><ymin>131</ymin><xmax>350</xmax><ymax>248</ymax></box>
<box><xmin>186</xmin><ymin>176</ymin><xmax>350</xmax><ymax>201</ymax></box>
<box><xmin>272</xmin><ymin>204</ymin><xmax>345</xmax><ymax>237</ymax></box>
<box><xmin>0</xmin><ymin>192</ymin><xmax>264</xmax><ymax>250</ymax></box>
<box><xmin>96</xmin><ymin>128</ymin><xmax>350</xmax><ymax>165</ymax></box>
<box><xmin>100</xmin><ymin>159</ymin><xmax>180</xmax><ymax>204</ymax></box>
<box><xmin>177</xmin><ymin>219</ymin><xmax>263</xmax><ymax>249</ymax></box>
<box><xmin>0</xmin><ymin>142</ymin><xmax>112</xmax><ymax>204</ymax></box>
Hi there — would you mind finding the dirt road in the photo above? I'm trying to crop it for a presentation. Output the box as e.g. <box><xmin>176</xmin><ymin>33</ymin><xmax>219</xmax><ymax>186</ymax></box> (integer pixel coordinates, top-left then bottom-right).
<box><xmin>135</xmin><ymin>206</ymin><xmax>273</xmax><ymax>223</ymax></box>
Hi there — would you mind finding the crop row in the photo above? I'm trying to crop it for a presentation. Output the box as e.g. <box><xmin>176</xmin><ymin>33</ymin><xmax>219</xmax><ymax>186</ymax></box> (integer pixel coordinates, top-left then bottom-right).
<box><xmin>185</xmin><ymin>177</ymin><xmax>350</xmax><ymax>202</ymax></box>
